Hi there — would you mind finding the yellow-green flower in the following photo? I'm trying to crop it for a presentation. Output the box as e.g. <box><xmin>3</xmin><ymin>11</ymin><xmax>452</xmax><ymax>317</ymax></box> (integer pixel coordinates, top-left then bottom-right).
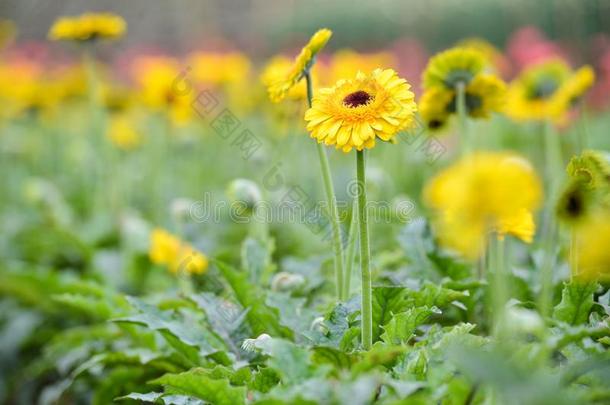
<box><xmin>304</xmin><ymin>68</ymin><xmax>417</xmax><ymax>152</ymax></box>
<box><xmin>266</xmin><ymin>28</ymin><xmax>332</xmax><ymax>103</ymax></box>
<box><xmin>424</xmin><ymin>152</ymin><xmax>543</xmax><ymax>259</ymax></box>
<box><xmin>48</xmin><ymin>12</ymin><xmax>126</xmax><ymax>41</ymax></box>
<box><xmin>149</xmin><ymin>228</ymin><xmax>208</xmax><ymax>275</ymax></box>
<box><xmin>420</xmin><ymin>47</ymin><xmax>506</xmax><ymax>129</ymax></box>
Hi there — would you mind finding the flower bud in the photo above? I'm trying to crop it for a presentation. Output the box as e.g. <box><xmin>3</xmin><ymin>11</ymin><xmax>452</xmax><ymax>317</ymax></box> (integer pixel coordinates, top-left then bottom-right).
<box><xmin>271</xmin><ymin>272</ymin><xmax>305</xmax><ymax>292</ymax></box>
<box><xmin>227</xmin><ymin>178</ymin><xmax>262</xmax><ymax>215</ymax></box>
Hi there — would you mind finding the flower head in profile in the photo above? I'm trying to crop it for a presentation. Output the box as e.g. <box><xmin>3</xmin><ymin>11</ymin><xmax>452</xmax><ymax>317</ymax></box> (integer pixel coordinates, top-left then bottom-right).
<box><xmin>48</xmin><ymin>12</ymin><xmax>126</xmax><ymax>42</ymax></box>
<box><xmin>424</xmin><ymin>152</ymin><xmax>543</xmax><ymax>259</ymax></box>
<box><xmin>304</xmin><ymin>68</ymin><xmax>417</xmax><ymax>152</ymax></box>
<box><xmin>420</xmin><ymin>47</ymin><xmax>506</xmax><ymax>130</ymax></box>
<box><xmin>149</xmin><ymin>228</ymin><xmax>208</xmax><ymax>275</ymax></box>
<box><xmin>553</xmin><ymin>65</ymin><xmax>595</xmax><ymax>111</ymax></box>
<box><xmin>265</xmin><ymin>28</ymin><xmax>332</xmax><ymax>103</ymax></box>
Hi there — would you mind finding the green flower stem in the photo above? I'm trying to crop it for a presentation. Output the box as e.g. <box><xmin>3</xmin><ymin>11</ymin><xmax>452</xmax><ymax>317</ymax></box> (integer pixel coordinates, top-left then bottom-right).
<box><xmin>489</xmin><ymin>234</ymin><xmax>507</xmax><ymax>339</ymax></box>
<box><xmin>343</xmin><ymin>203</ymin><xmax>358</xmax><ymax>299</ymax></box>
<box><xmin>305</xmin><ymin>71</ymin><xmax>345</xmax><ymax>301</ymax></box>
<box><xmin>456</xmin><ymin>81</ymin><xmax>470</xmax><ymax>155</ymax></box>
<box><xmin>539</xmin><ymin>120</ymin><xmax>562</xmax><ymax>318</ymax></box>
<box><xmin>356</xmin><ymin>150</ymin><xmax>372</xmax><ymax>350</ymax></box>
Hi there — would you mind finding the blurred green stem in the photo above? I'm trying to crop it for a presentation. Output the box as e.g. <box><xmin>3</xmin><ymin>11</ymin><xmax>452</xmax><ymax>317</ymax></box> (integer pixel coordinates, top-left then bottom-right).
<box><xmin>343</xmin><ymin>202</ymin><xmax>358</xmax><ymax>299</ymax></box>
<box><xmin>356</xmin><ymin>150</ymin><xmax>372</xmax><ymax>350</ymax></box>
<box><xmin>456</xmin><ymin>81</ymin><xmax>470</xmax><ymax>155</ymax></box>
<box><xmin>305</xmin><ymin>71</ymin><xmax>345</xmax><ymax>301</ymax></box>
<box><xmin>539</xmin><ymin>120</ymin><xmax>562</xmax><ymax>318</ymax></box>
<box><xmin>490</xmin><ymin>234</ymin><xmax>507</xmax><ymax>339</ymax></box>
<box><xmin>577</xmin><ymin>102</ymin><xmax>590</xmax><ymax>153</ymax></box>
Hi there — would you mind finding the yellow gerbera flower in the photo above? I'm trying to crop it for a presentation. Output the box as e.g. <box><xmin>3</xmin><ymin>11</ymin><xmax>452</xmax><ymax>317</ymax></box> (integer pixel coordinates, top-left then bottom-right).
<box><xmin>424</xmin><ymin>152</ymin><xmax>543</xmax><ymax>259</ymax></box>
<box><xmin>422</xmin><ymin>47</ymin><xmax>487</xmax><ymax>90</ymax></box>
<box><xmin>48</xmin><ymin>12</ymin><xmax>126</xmax><ymax>41</ymax></box>
<box><xmin>419</xmin><ymin>73</ymin><xmax>506</xmax><ymax>130</ymax></box>
<box><xmin>304</xmin><ymin>68</ymin><xmax>417</xmax><ymax>152</ymax></box>
<box><xmin>266</xmin><ymin>28</ymin><xmax>332</xmax><ymax>103</ymax></box>
<box><xmin>106</xmin><ymin>113</ymin><xmax>142</xmax><ymax>150</ymax></box>
<box><xmin>132</xmin><ymin>56</ymin><xmax>193</xmax><ymax>126</ymax></box>
<box><xmin>149</xmin><ymin>228</ymin><xmax>208</xmax><ymax>275</ymax></box>
<box><xmin>574</xmin><ymin>214</ymin><xmax>610</xmax><ymax>282</ymax></box>
<box><xmin>504</xmin><ymin>59</ymin><xmax>577</xmax><ymax>122</ymax></box>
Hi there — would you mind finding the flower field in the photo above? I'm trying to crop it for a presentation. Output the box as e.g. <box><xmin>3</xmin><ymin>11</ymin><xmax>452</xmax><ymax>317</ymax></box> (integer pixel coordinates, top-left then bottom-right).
<box><xmin>1</xmin><ymin>3</ymin><xmax>610</xmax><ymax>404</ymax></box>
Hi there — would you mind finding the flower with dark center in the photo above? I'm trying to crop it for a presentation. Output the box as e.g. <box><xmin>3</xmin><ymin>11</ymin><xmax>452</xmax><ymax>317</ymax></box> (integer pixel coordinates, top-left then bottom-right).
<box><xmin>343</xmin><ymin>90</ymin><xmax>373</xmax><ymax>108</ymax></box>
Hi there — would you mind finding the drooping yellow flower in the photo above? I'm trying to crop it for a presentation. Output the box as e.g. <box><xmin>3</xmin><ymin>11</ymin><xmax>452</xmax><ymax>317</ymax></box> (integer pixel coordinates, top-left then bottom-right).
<box><xmin>106</xmin><ymin>113</ymin><xmax>142</xmax><ymax>150</ymax></box>
<box><xmin>48</xmin><ymin>12</ymin><xmax>126</xmax><ymax>41</ymax></box>
<box><xmin>265</xmin><ymin>28</ymin><xmax>332</xmax><ymax>103</ymax></box>
<box><xmin>504</xmin><ymin>59</ymin><xmax>593</xmax><ymax>123</ymax></box>
<box><xmin>304</xmin><ymin>68</ymin><xmax>417</xmax><ymax>152</ymax></box>
<box><xmin>574</xmin><ymin>215</ymin><xmax>610</xmax><ymax>282</ymax></box>
<box><xmin>132</xmin><ymin>56</ymin><xmax>193</xmax><ymax>126</ymax></box>
<box><xmin>424</xmin><ymin>152</ymin><xmax>543</xmax><ymax>259</ymax></box>
<box><xmin>420</xmin><ymin>47</ymin><xmax>506</xmax><ymax>129</ymax></box>
<box><xmin>261</xmin><ymin>56</ymin><xmax>308</xmax><ymax>101</ymax></box>
<box><xmin>149</xmin><ymin>228</ymin><xmax>208</xmax><ymax>275</ymax></box>
<box><xmin>188</xmin><ymin>51</ymin><xmax>251</xmax><ymax>86</ymax></box>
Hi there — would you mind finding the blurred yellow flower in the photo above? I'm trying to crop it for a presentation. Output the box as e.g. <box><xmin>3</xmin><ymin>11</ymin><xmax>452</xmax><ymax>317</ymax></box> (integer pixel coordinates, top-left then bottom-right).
<box><xmin>504</xmin><ymin>59</ymin><xmax>593</xmax><ymax>123</ymax></box>
<box><xmin>574</xmin><ymin>215</ymin><xmax>610</xmax><ymax>282</ymax></box>
<box><xmin>420</xmin><ymin>47</ymin><xmax>506</xmax><ymax>128</ymax></box>
<box><xmin>106</xmin><ymin>114</ymin><xmax>141</xmax><ymax>150</ymax></box>
<box><xmin>48</xmin><ymin>12</ymin><xmax>126</xmax><ymax>41</ymax></box>
<box><xmin>149</xmin><ymin>228</ymin><xmax>208</xmax><ymax>275</ymax></box>
<box><xmin>189</xmin><ymin>51</ymin><xmax>251</xmax><ymax>86</ymax></box>
<box><xmin>304</xmin><ymin>68</ymin><xmax>417</xmax><ymax>152</ymax></box>
<box><xmin>458</xmin><ymin>37</ymin><xmax>510</xmax><ymax>76</ymax></box>
<box><xmin>266</xmin><ymin>28</ymin><xmax>332</xmax><ymax>103</ymax></box>
<box><xmin>261</xmin><ymin>56</ymin><xmax>308</xmax><ymax>101</ymax></box>
<box><xmin>132</xmin><ymin>56</ymin><xmax>193</xmax><ymax>126</ymax></box>
<box><xmin>424</xmin><ymin>152</ymin><xmax>543</xmax><ymax>259</ymax></box>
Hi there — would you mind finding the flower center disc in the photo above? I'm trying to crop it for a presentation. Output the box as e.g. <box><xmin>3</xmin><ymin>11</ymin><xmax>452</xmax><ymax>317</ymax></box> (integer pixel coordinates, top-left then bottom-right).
<box><xmin>343</xmin><ymin>90</ymin><xmax>373</xmax><ymax>108</ymax></box>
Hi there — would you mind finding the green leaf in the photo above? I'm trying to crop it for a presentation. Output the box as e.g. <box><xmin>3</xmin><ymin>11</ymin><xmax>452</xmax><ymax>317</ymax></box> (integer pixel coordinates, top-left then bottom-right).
<box><xmin>406</xmin><ymin>283</ymin><xmax>468</xmax><ymax>309</ymax></box>
<box><xmin>150</xmin><ymin>368</ymin><xmax>246</xmax><ymax>405</ymax></box>
<box><xmin>256</xmin><ymin>338</ymin><xmax>313</xmax><ymax>385</ymax></box>
<box><xmin>241</xmin><ymin>237</ymin><xmax>275</xmax><ymax>285</ymax></box>
<box><xmin>372</xmin><ymin>287</ymin><xmax>410</xmax><ymax>342</ymax></box>
<box><xmin>113</xmin><ymin>297</ymin><xmax>226</xmax><ymax>363</ymax></box>
<box><xmin>249</xmin><ymin>367</ymin><xmax>280</xmax><ymax>393</ymax></box>
<box><xmin>310</xmin><ymin>346</ymin><xmax>356</xmax><ymax>370</ymax></box>
<box><xmin>553</xmin><ymin>281</ymin><xmax>598</xmax><ymax>325</ymax></box>
<box><xmin>380</xmin><ymin>307</ymin><xmax>440</xmax><ymax>345</ymax></box>
<box><xmin>214</xmin><ymin>260</ymin><xmax>292</xmax><ymax>338</ymax></box>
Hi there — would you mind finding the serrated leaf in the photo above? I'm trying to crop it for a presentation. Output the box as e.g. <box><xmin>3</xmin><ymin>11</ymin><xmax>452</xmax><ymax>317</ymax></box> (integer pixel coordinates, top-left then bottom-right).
<box><xmin>380</xmin><ymin>307</ymin><xmax>439</xmax><ymax>345</ymax></box>
<box><xmin>372</xmin><ymin>287</ymin><xmax>410</xmax><ymax>342</ymax></box>
<box><xmin>406</xmin><ymin>283</ymin><xmax>468</xmax><ymax>308</ymax></box>
<box><xmin>310</xmin><ymin>346</ymin><xmax>356</xmax><ymax>370</ymax></box>
<box><xmin>51</xmin><ymin>293</ymin><xmax>113</xmax><ymax>320</ymax></box>
<box><xmin>214</xmin><ymin>260</ymin><xmax>292</xmax><ymax>338</ymax></box>
<box><xmin>150</xmin><ymin>368</ymin><xmax>246</xmax><ymax>405</ymax></box>
<box><xmin>553</xmin><ymin>281</ymin><xmax>598</xmax><ymax>325</ymax></box>
<box><xmin>113</xmin><ymin>297</ymin><xmax>225</xmax><ymax>363</ymax></box>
